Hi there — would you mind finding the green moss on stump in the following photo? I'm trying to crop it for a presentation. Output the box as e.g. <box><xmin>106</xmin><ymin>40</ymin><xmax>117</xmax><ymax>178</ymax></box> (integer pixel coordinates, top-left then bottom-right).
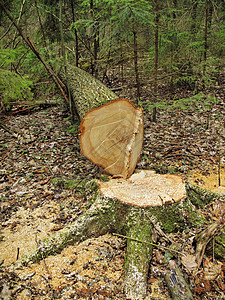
<box><xmin>149</xmin><ymin>204</ymin><xmax>185</xmax><ymax>233</ymax></box>
<box><xmin>186</xmin><ymin>183</ymin><xmax>221</xmax><ymax>208</ymax></box>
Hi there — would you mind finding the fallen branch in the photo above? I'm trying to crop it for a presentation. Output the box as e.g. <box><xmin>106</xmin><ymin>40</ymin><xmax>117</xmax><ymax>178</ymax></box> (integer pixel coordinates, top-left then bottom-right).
<box><xmin>0</xmin><ymin>122</ymin><xmax>18</xmax><ymax>137</ymax></box>
<box><xmin>113</xmin><ymin>233</ymin><xmax>185</xmax><ymax>255</ymax></box>
<box><xmin>195</xmin><ymin>212</ymin><xmax>225</xmax><ymax>268</ymax></box>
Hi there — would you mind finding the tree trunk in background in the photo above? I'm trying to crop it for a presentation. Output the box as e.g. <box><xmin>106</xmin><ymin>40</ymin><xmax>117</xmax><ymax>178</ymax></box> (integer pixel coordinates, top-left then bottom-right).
<box><xmin>12</xmin><ymin>0</ymin><xmax>26</xmax><ymax>49</ymax></box>
<box><xmin>172</xmin><ymin>0</ymin><xmax>177</xmax><ymax>19</ymax></box>
<box><xmin>208</xmin><ymin>0</ymin><xmax>213</xmax><ymax>29</ymax></box>
<box><xmin>191</xmin><ymin>0</ymin><xmax>198</xmax><ymax>35</ymax></box>
<box><xmin>93</xmin><ymin>28</ymin><xmax>99</xmax><ymax>77</ymax></box>
<box><xmin>203</xmin><ymin>0</ymin><xmax>209</xmax><ymax>80</ymax></box>
<box><xmin>59</xmin><ymin>0</ymin><xmax>76</xmax><ymax>122</ymax></box>
<box><xmin>70</xmin><ymin>0</ymin><xmax>79</xmax><ymax>67</ymax></box>
<box><xmin>120</xmin><ymin>43</ymin><xmax>124</xmax><ymax>82</ymax></box>
<box><xmin>90</xmin><ymin>0</ymin><xmax>99</xmax><ymax>77</ymax></box>
<box><xmin>60</xmin><ymin>65</ymin><xmax>118</xmax><ymax>120</ymax></box>
<box><xmin>133</xmin><ymin>30</ymin><xmax>140</xmax><ymax>103</ymax></box>
<box><xmin>152</xmin><ymin>0</ymin><xmax>159</xmax><ymax>122</ymax></box>
<box><xmin>34</xmin><ymin>0</ymin><xmax>48</xmax><ymax>50</ymax></box>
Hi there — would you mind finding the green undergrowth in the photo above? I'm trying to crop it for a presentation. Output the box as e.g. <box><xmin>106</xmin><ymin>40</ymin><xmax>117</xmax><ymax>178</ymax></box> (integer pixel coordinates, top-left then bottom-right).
<box><xmin>51</xmin><ymin>177</ymin><xmax>100</xmax><ymax>204</ymax></box>
<box><xmin>51</xmin><ymin>177</ymin><xmax>87</xmax><ymax>194</ymax></box>
<box><xmin>209</xmin><ymin>234</ymin><xmax>225</xmax><ymax>262</ymax></box>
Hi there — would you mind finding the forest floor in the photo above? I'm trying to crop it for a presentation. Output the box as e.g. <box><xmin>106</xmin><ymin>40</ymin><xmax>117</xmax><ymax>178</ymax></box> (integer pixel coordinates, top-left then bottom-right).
<box><xmin>0</xmin><ymin>84</ymin><xmax>225</xmax><ymax>299</ymax></box>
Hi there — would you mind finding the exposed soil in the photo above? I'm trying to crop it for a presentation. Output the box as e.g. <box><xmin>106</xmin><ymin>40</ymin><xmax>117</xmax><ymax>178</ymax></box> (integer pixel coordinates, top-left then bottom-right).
<box><xmin>0</xmin><ymin>92</ymin><xmax>225</xmax><ymax>299</ymax></box>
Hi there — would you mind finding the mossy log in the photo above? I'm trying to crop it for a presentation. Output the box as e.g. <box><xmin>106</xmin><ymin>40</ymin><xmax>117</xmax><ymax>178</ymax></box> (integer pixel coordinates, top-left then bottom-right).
<box><xmin>20</xmin><ymin>179</ymin><xmax>224</xmax><ymax>299</ymax></box>
<box><xmin>60</xmin><ymin>65</ymin><xmax>118</xmax><ymax>120</ymax></box>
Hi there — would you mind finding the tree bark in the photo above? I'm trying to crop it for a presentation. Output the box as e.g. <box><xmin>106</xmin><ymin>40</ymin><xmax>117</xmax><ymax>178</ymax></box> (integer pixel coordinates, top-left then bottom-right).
<box><xmin>34</xmin><ymin>0</ymin><xmax>48</xmax><ymax>51</ymax></box>
<box><xmin>133</xmin><ymin>30</ymin><xmax>140</xmax><ymax>103</ymax></box>
<box><xmin>60</xmin><ymin>65</ymin><xmax>118</xmax><ymax>120</ymax></box>
<box><xmin>203</xmin><ymin>0</ymin><xmax>209</xmax><ymax>79</ymax></box>
<box><xmin>59</xmin><ymin>0</ymin><xmax>76</xmax><ymax>122</ymax></box>
<box><xmin>12</xmin><ymin>0</ymin><xmax>26</xmax><ymax>49</ymax></box>
<box><xmin>152</xmin><ymin>0</ymin><xmax>159</xmax><ymax>122</ymax></box>
<box><xmin>164</xmin><ymin>268</ymin><xmax>194</xmax><ymax>300</ymax></box>
<box><xmin>70</xmin><ymin>0</ymin><xmax>79</xmax><ymax>67</ymax></box>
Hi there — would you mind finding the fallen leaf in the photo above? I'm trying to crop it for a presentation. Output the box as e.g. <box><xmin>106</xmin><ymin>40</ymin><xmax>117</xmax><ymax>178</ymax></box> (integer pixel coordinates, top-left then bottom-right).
<box><xmin>203</xmin><ymin>259</ymin><xmax>222</xmax><ymax>281</ymax></box>
<box><xmin>194</xmin><ymin>279</ymin><xmax>211</xmax><ymax>294</ymax></box>
<box><xmin>217</xmin><ymin>278</ymin><xmax>225</xmax><ymax>291</ymax></box>
<box><xmin>181</xmin><ymin>254</ymin><xmax>198</xmax><ymax>273</ymax></box>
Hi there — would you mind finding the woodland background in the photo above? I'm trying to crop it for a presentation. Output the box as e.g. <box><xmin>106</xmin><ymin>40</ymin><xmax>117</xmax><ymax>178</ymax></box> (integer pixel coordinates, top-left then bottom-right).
<box><xmin>0</xmin><ymin>0</ymin><xmax>225</xmax><ymax>117</ymax></box>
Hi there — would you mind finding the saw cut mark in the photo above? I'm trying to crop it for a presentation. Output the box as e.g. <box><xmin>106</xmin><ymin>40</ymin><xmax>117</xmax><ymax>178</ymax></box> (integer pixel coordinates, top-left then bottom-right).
<box><xmin>98</xmin><ymin>170</ymin><xmax>186</xmax><ymax>207</ymax></box>
<box><xmin>79</xmin><ymin>99</ymin><xmax>144</xmax><ymax>178</ymax></box>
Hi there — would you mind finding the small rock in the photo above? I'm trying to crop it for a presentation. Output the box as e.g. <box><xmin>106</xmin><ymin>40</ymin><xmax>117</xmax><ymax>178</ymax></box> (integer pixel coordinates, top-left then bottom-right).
<box><xmin>16</xmin><ymin>191</ymin><xmax>27</xmax><ymax>197</ymax></box>
<box><xmin>212</xmin><ymin>186</ymin><xmax>225</xmax><ymax>194</ymax></box>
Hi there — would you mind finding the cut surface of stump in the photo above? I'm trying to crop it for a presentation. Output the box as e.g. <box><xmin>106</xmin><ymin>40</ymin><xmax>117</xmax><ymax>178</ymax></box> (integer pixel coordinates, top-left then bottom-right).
<box><xmin>98</xmin><ymin>170</ymin><xmax>186</xmax><ymax>207</ymax></box>
<box><xmin>79</xmin><ymin>98</ymin><xmax>144</xmax><ymax>178</ymax></box>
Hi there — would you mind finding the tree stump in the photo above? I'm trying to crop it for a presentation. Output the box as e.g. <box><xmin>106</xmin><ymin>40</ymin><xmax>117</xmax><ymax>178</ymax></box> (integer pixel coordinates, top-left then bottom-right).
<box><xmin>20</xmin><ymin>177</ymin><xmax>223</xmax><ymax>299</ymax></box>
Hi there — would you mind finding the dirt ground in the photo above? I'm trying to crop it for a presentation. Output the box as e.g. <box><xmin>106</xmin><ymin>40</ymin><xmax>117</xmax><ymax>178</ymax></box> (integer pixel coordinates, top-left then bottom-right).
<box><xmin>0</xmin><ymin>100</ymin><xmax>225</xmax><ymax>299</ymax></box>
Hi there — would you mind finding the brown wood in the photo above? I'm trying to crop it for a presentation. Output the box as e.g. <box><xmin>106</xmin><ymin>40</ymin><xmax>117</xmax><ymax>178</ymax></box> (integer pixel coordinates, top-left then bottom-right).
<box><xmin>164</xmin><ymin>268</ymin><xmax>194</xmax><ymax>300</ymax></box>
<box><xmin>79</xmin><ymin>98</ymin><xmax>144</xmax><ymax>178</ymax></box>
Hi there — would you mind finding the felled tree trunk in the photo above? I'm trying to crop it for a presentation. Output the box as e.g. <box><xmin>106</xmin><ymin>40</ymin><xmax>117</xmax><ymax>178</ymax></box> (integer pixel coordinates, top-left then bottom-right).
<box><xmin>61</xmin><ymin>65</ymin><xmax>144</xmax><ymax>179</ymax></box>
<box><xmin>60</xmin><ymin>65</ymin><xmax>118</xmax><ymax>120</ymax></box>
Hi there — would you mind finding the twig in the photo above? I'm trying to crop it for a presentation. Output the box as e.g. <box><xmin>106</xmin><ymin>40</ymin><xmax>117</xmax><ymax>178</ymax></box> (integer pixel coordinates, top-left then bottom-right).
<box><xmin>0</xmin><ymin>122</ymin><xmax>18</xmax><ymax>138</ymax></box>
<box><xmin>73</xmin><ymin>178</ymin><xmax>84</xmax><ymax>190</ymax></box>
<box><xmin>39</xmin><ymin>274</ymin><xmax>54</xmax><ymax>298</ymax></box>
<box><xmin>195</xmin><ymin>212</ymin><xmax>225</xmax><ymax>268</ymax></box>
<box><xmin>113</xmin><ymin>233</ymin><xmax>185</xmax><ymax>255</ymax></box>
<box><xmin>16</xmin><ymin>247</ymin><xmax>20</xmax><ymax>260</ymax></box>
<box><xmin>0</xmin><ymin>22</ymin><xmax>13</xmax><ymax>40</ymax></box>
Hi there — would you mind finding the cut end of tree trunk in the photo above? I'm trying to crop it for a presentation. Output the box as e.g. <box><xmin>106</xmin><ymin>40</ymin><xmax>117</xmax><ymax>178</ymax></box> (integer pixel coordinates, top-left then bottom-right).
<box><xmin>79</xmin><ymin>98</ymin><xmax>144</xmax><ymax>179</ymax></box>
<box><xmin>98</xmin><ymin>170</ymin><xmax>186</xmax><ymax>207</ymax></box>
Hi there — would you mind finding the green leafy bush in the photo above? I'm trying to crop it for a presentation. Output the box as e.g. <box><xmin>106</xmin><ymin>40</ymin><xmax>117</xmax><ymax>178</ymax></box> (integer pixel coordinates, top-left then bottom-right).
<box><xmin>0</xmin><ymin>47</ymin><xmax>33</xmax><ymax>110</ymax></box>
<box><xmin>0</xmin><ymin>69</ymin><xmax>33</xmax><ymax>109</ymax></box>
